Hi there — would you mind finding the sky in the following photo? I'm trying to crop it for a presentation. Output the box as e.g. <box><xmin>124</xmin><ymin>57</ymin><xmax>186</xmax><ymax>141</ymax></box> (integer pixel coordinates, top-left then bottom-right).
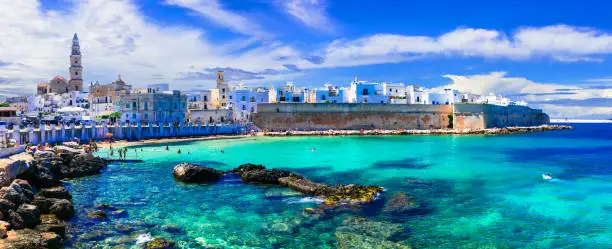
<box><xmin>0</xmin><ymin>0</ymin><xmax>611</xmax><ymax>119</ymax></box>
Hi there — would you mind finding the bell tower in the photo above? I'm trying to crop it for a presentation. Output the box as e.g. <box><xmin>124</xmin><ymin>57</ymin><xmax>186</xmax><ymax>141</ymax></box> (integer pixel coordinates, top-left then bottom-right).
<box><xmin>69</xmin><ymin>33</ymin><xmax>83</xmax><ymax>92</ymax></box>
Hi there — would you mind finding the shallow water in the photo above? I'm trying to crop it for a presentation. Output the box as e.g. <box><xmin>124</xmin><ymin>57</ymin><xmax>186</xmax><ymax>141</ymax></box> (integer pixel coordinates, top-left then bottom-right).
<box><xmin>64</xmin><ymin>123</ymin><xmax>612</xmax><ymax>248</ymax></box>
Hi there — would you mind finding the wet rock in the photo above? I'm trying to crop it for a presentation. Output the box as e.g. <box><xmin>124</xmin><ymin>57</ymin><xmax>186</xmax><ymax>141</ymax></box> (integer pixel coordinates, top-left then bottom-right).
<box><xmin>17</xmin><ymin>164</ymin><xmax>59</xmax><ymax>188</ymax></box>
<box><xmin>67</xmin><ymin>153</ymin><xmax>107</xmax><ymax>178</ymax></box>
<box><xmin>383</xmin><ymin>192</ymin><xmax>420</xmax><ymax>214</ymax></box>
<box><xmin>79</xmin><ymin>229</ymin><xmax>108</xmax><ymax>241</ymax></box>
<box><xmin>33</xmin><ymin>196</ymin><xmax>57</xmax><ymax>214</ymax></box>
<box><xmin>145</xmin><ymin>237</ymin><xmax>175</xmax><ymax>249</ymax></box>
<box><xmin>41</xmin><ymin>232</ymin><xmax>63</xmax><ymax>249</ymax></box>
<box><xmin>16</xmin><ymin>204</ymin><xmax>40</xmax><ymax>228</ymax></box>
<box><xmin>0</xmin><ymin>198</ymin><xmax>14</xmax><ymax>215</ymax></box>
<box><xmin>36</xmin><ymin>214</ymin><xmax>66</xmax><ymax>238</ymax></box>
<box><xmin>278</xmin><ymin>175</ymin><xmax>327</xmax><ymax>195</ymax></box>
<box><xmin>172</xmin><ymin>163</ymin><xmax>224</xmax><ymax>183</ymax></box>
<box><xmin>87</xmin><ymin>210</ymin><xmax>107</xmax><ymax>219</ymax></box>
<box><xmin>0</xmin><ymin>179</ymin><xmax>34</xmax><ymax>207</ymax></box>
<box><xmin>229</xmin><ymin>163</ymin><xmax>265</xmax><ymax>174</ymax></box>
<box><xmin>49</xmin><ymin>199</ymin><xmax>74</xmax><ymax>220</ymax></box>
<box><xmin>230</xmin><ymin>164</ymin><xmax>292</xmax><ymax>184</ymax></box>
<box><xmin>38</xmin><ymin>186</ymin><xmax>72</xmax><ymax>200</ymax></box>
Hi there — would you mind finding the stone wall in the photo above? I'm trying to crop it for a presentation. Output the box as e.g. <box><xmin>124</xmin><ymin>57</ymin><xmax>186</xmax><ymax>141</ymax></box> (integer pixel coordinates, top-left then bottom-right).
<box><xmin>254</xmin><ymin>103</ymin><xmax>549</xmax><ymax>131</ymax></box>
<box><xmin>254</xmin><ymin>103</ymin><xmax>453</xmax><ymax>130</ymax></box>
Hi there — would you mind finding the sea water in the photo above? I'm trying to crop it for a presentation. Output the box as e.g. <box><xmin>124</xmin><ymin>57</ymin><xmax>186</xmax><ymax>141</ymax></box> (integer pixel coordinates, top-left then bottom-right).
<box><xmin>64</xmin><ymin>123</ymin><xmax>612</xmax><ymax>248</ymax></box>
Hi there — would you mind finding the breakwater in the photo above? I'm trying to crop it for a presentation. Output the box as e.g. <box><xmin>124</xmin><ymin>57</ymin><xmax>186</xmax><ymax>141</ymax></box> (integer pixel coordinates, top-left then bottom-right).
<box><xmin>253</xmin><ymin>103</ymin><xmax>550</xmax><ymax>131</ymax></box>
<box><xmin>1</xmin><ymin>123</ymin><xmax>244</xmax><ymax>149</ymax></box>
<box><xmin>261</xmin><ymin>125</ymin><xmax>571</xmax><ymax>136</ymax></box>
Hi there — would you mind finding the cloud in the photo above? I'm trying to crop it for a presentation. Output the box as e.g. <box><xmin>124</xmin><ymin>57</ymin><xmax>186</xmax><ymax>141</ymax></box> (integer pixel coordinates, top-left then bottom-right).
<box><xmin>584</xmin><ymin>77</ymin><xmax>612</xmax><ymax>83</ymax></box>
<box><xmin>0</xmin><ymin>60</ymin><xmax>11</xmax><ymax>67</ymax></box>
<box><xmin>176</xmin><ymin>67</ymin><xmax>283</xmax><ymax>81</ymax></box>
<box><xmin>529</xmin><ymin>98</ymin><xmax>612</xmax><ymax>107</ymax></box>
<box><xmin>0</xmin><ymin>0</ymin><xmax>303</xmax><ymax>96</ymax></box>
<box><xmin>316</xmin><ymin>25</ymin><xmax>612</xmax><ymax>68</ymax></box>
<box><xmin>165</xmin><ymin>0</ymin><xmax>270</xmax><ymax>38</ymax></box>
<box><xmin>283</xmin><ymin>64</ymin><xmax>301</xmax><ymax>71</ymax></box>
<box><xmin>302</xmin><ymin>55</ymin><xmax>325</xmax><ymax>64</ymax></box>
<box><xmin>281</xmin><ymin>0</ymin><xmax>334</xmax><ymax>33</ymax></box>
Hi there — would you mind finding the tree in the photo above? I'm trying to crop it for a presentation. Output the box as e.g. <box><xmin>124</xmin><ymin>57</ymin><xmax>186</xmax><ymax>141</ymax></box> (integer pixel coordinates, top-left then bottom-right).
<box><xmin>0</xmin><ymin>103</ymin><xmax>10</xmax><ymax>107</ymax></box>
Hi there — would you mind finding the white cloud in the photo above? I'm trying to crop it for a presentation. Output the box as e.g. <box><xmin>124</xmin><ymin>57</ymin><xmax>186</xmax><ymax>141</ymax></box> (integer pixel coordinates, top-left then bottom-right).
<box><xmin>281</xmin><ymin>0</ymin><xmax>334</xmax><ymax>33</ymax></box>
<box><xmin>165</xmin><ymin>0</ymin><xmax>270</xmax><ymax>39</ymax></box>
<box><xmin>317</xmin><ymin>25</ymin><xmax>612</xmax><ymax>68</ymax></box>
<box><xmin>0</xmin><ymin>0</ymin><xmax>301</xmax><ymax>96</ymax></box>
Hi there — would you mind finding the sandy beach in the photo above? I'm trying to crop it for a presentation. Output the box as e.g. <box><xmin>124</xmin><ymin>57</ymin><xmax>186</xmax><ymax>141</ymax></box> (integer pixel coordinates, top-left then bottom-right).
<box><xmin>96</xmin><ymin>135</ymin><xmax>251</xmax><ymax>148</ymax></box>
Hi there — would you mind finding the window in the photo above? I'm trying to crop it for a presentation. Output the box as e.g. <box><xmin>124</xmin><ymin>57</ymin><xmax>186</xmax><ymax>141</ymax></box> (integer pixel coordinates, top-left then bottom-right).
<box><xmin>144</xmin><ymin>102</ymin><xmax>148</xmax><ymax>110</ymax></box>
<box><xmin>75</xmin><ymin>72</ymin><xmax>78</xmax><ymax>75</ymax></box>
<box><xmin>250</xmin><ymin>107</ymin><xmax>254</xmax><ymax>112</ymax></box>
<box><xmin>416</xmin><ymin>97</ymin><xmax>420</xmax><ymax>103</ymax></box>
<box><xmin>222</xmin><ymin>88</ymin><xmax>226</xmax><ymax>93</ymax></box>
<box><xmin>321</xmin><ymin>95</ymin><xmax>326</xmax><ymax>101</ymax></box>
<box><xmin>203</xmin><ymin>96</ymin><xmax>207</xmax><ymax>102</ymax></box>
<box><xmin>132</xmin><ymin>102</ymin><xmax>136</xmax><ymax>110</ymax></box>
<box><xmin>132</xmin><ymin>113</ymin><xmax>136</xmax><ymax>119</ymax></box>
<box><xmin>241</xmin><ymin>96</ymin><xmax>246</xmax><ymax>101</ymax></box>
<box><xmin>242</xmin><ymin>105</ymin><xmax>246</xmax><ymax>110</ymax></box>
<box><xmin>144</xmin><ymin>113</ymin><xmax>148</xmax><ymax>119</ymax></box>
<box><xmin>362</xmin><ymin>89</ymin><xmax>369</xmax><ymax>95</ymax></box>
<box><xmin>293</xmin><ymin>97</ymin><xmax>300</xmax><ymax>102</ymax></box>
<box><xmin>126</xmin><ymin>104</ymin><xmax>130</xmax><ymax>108</ymax></box>
<box><xmin>251</xmin><ymin>97</ymin><xmax>255</xmax><ymax>102</ymax></box>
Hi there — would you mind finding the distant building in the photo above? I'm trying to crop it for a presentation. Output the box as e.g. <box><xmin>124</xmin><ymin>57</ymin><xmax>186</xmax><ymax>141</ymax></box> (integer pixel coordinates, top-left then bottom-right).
<box><xmin>6</xmin><ymin>96</ymin><xmax>29</xmax><ymax>113</ymax></box>
<box><xmin>147</xmin><ymin>83</ymin><xmax>169</xmax><ymax>93</ymax></box>
<box><xmin>119</xmin><ymin>90</ymin><xmax>187</xmax><ymax>124</ymax></box>
<box><xmin>36</xmin><ymin>33</ymin><xmax>84</xmax><ymax>96</ymax></box>
<box><xmin>216</xmin><ymin>71</ymin><xmax>230</xmax><ymax>108</ymax></box>
<box><xmin>0</xmin><ymin>107</ymin><xmax>20</xmax><ymax>124</ymax></box>
<box><xmin>277</xmin><ymin>82</ymin><xmax>306</xmax><ymax>103</ymax></box>
<box><xmin>355</xmin><ymin>82</ymin><xmax>388</xmax><ymax>104</ymax></box>
<box><xmin>429</xmin><ymin>88</ymin><xmax>458</xmax><ymax>105</ymax></box>
<box><xmin>189</xmin><ymin>109</ymin><xmax>232</xmax><ymax>124</ymax></box>
<box><xmin>406</xmin><ymin>85</ymin><xmax>429</xmax><ymax>104</ymax></box>
<box><xmin>89</xmin><ymin>75</ymin><xmax>132</xmax><ymax>116</ymax></box>
<box><xmin>384</xmin><ymin>83</ymin><xmax>407</xmax><ymax>104</ymax></box>
<box><xmin>309</xmin><ymin>84</ymin><xmax>353</xmax><ymax>103</ymax></box>
<box><xmin>229</xmin><ymin>83</ymin><xmax>275</xmax><ymax>122</ymax></box>
<box><xmin>188</xmin><ymin>89</ymin><xmax>220</xmax><ymax>111</ymax></box>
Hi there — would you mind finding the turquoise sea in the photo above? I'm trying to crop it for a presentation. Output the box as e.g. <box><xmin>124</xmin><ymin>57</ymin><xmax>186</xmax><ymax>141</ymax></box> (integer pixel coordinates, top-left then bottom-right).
<box><xmin>64</xmin><ymin>123</ymin><xmax>612</xmax><ymax>248</ymax></box>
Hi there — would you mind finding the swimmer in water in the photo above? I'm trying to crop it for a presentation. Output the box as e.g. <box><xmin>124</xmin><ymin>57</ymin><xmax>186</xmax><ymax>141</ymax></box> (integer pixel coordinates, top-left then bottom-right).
<box><xmin>542</xmin><ymin>173</ymin><xmax>552</xmax><ymax>180</ymax></box>
<box><xmin>165</xmin><ymin>145</ymin><xmax>169</xmax><ymax>151</ymax></box>
<box><xmin>311</xmin><ymin>147</ymin><xmax>316</xmax><ymax>152</ymax></box>
<box><xmin>220</xmin><ymin>149</ymin><xmax>225</xmax><ymax>154</ymax></box>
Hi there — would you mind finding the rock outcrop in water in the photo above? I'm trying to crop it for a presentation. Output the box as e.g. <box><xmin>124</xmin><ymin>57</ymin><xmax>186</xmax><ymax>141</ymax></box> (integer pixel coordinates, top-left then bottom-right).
<box><xmin>0</xmin><ymin>144</ymin><xmax>108</xmax><ymax>248</ymax></box>
<box><xmin>230</xmin><ymin>164</ymin><xmax>383</xmax><ymax>206</ymax></box>
<box><xmin>173</xmin><ymin>163</ymin><xmax>224</xmax><ymax>183</ymax></box>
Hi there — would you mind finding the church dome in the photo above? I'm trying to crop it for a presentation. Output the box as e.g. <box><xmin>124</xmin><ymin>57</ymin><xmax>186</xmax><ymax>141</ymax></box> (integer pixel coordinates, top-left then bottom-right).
<box><xmin>51</xmin><ymin>75</ymin><xmax>66</xmax><ymax>81</ymax></box>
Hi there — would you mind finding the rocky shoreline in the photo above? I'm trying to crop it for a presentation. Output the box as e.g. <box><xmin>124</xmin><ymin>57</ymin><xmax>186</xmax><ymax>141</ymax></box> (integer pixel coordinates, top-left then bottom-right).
<box><xmin>174</xmin><ymin>163</ymin><xmax>384</xmax><ymax>206</ymax></box>
<box><xmin>0</xmin><ymin>143</ymin><xmax>108</xmax><ymax>248</ymax></box>
<box><xmin>262</xmin><ymin>125</ymin><xmax>572</xmax><ymax>136</ymax></box>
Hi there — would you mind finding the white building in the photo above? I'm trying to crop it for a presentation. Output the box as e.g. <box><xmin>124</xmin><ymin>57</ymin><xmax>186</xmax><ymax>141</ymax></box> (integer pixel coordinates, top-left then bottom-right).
<box><xmin>384</xmin><ymin>82</ymin><xmax>407</xmax><ymax>104</ymax></box>
<box><xmin>309</xmin><ymin>84</ymin><xmax>355</xmax><ymax>103</ymax></box>
<box><xmin>355</xmin><ymin>82</ymin><xmax>389</xmax><ymax>104</ymax></box>
<box><xmin>429</xmin><ymin>88</ymin><xmax>458</xmax><ymax>105</ymax></box>
<box><xmin>229</xmin><ymin>83</ymin><xmax>275</xmax><ymax>122</ymax></box>
<box><xmin>485</xmin><ymin>94</ymin><xmax>510</xmax><ymax>106</ymax></box>
<box><xmin>276</xmin><ymin>82</ymin><xmax>306</xmax><ymax>103</ymax></box>
<box><xmin>406</xmin><ymin>85</ymin><xmax>429</xmax><ymax>104</ymax></box>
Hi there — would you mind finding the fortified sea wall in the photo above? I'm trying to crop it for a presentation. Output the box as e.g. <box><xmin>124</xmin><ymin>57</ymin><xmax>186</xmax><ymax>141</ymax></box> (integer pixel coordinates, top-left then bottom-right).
<box><xmin>253</xmin><ymin>104</ymin><xmax>453</xmax><ymax>130</ymax></box>
<box><xmin>253</xmin><ymin>103</ymin><xmax>549</xmax><ymax>130</ymax></box>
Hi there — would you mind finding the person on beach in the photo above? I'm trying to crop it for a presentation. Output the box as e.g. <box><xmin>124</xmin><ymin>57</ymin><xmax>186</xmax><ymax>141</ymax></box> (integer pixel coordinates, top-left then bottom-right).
<box><xmin>123</xmin><ymin>148</ymin><xmax>128</xmax><ymax>159</ymax></box>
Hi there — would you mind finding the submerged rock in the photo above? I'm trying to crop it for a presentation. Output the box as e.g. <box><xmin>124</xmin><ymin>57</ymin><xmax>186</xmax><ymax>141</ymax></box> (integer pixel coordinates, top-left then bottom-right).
<box><xmin>172</xmin><ymin>163</ymin><xmax>224</xmax><ymax>183</ymax></box>
<box><xmin>335</xmin><ymin>217</ymin><xmax>411</xmax><ymax>249</ymax></box>
<box><xmin>383</xmin><ymin>192</ymin><xmax>420</xmax><ymax>214</ymax></box>
<box><xmin>145</xmin><ymin>237</ymin><xmax>175</xmax><ymax>249</ymax></box>
<box><xmin>87</xmin><ymin>210</ymin><xmax>107</xmax><ymax>220</ymax></box>
<box><xmin>36</xmin><ymin>214</ymin><xmax>66</xmax><ymax>238</ymax></box>
<box><xmin>0</xmin><ymin>229</ymin><xmax>63</xmax><ymax>249</ymax></box>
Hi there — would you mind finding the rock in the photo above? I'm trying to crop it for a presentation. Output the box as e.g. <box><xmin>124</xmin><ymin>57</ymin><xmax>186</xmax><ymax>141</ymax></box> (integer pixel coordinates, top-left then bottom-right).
<box><xmin>161</xmin><ymin>224</ymin><xmax>184</xmax><ymax>235</ymax></box>
<box><xmin>278</xmin><ymin>175</ymin><xmax>326</xmax><ymax>195</ymax></box>
<box><xmin>230</xmin><ymin>164</ymin><xmax>292</xmax><ymax>184</ymax></box>
<box><xmin>78</xmin><ymin>229</ymin><xmax>108</xmax><ymax>241</ymax></box>
<box><xmin>145</xmin><ymin>237</ymin><xmax>175</xmax><ymax>249</ymax></box>
<box><xmin>87</xmin><ymin>210</ymin><xmax>107</xmax><ymax>219</ymax></box>
<box><xmin>172</xmin><ymin>163</ymin><xmax>224</xmax><ymax>183</ymax></box>
<box><xmin>335</xmin><ymin>231</ymin><xmax>411</xmax><ymax>249</ymax></box>
<box><xmin>110</xmin><ymin>209</ymin><xmax>128</xmax><ymax>218</ymax></box>
<box><xmin>0</xmin><ymin>220</ymin><xmax>9</xmax><ymax>238</ymax></box>
<box><xmin>229</xmin><ymin>163</ymin><xmax>265</xmax><ymax>175</ymax></box>
<box><xmin>49</xmin><ymin>199</ymin><xmax>74</xmax><ymax>220</ymax></box>
<box><xmin>7</xmin><ymin>209</ymin><xmax>25</xmax><ymax>230</ymax></box>
<box><xmin>0</xmin><ymin>179</ymin><xmax>34</xmax><ymax>207</ymax></box>
<box><xmin>114</xmin><ymin>223</ymin><xmax>133</xmax><ymax>233</ymax></box>
<box><xmin>36</xmin><ymin>214</ymin><xmax>66</xmax><ymax>238</ymax></box>
<box><xmin>16</xmin><ymin>204</ymin><xmax>40</xmax><ymax>228</ymax></box>
<box><xmin>17</xmin><ymin>164</ymin><xmax>59</xmax><ymax>188</ymax></box>
<box><xmin>67</xmin><ymin>153</ymin><xmax>107</xmax><ymax>178</ymax></box>
<box><xmin>38</xmin><ymin>186</ymin><xmax>72</xmax><ymax>200</ymax></box>
<box><xmin>2</xmin><ymin>229</ymin><xmax>45</xmax><ymax>249</ymax></box>
<box><xmin>33</xmin><ymin>196</ymin><xmax>58</xmax><ymax>214</ymax></box>
<box><xmin>41</xmin><ymin>232</ymin><xmax>63</xmax><ymax>249</ymax></box>
<box><xmin>0</xmin><ymin>198</ymin><xmax>14</xmax><ymax>216</ymax></box>
<box><xmin>383</xmin><ymin>192</ymin><xmax>420</xmax><ymax>214</ymax></box>
<box><xmin>94</xmin><ymin>203</ymin><xmax>117</xmax><ymax>210</ymax></box>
